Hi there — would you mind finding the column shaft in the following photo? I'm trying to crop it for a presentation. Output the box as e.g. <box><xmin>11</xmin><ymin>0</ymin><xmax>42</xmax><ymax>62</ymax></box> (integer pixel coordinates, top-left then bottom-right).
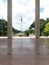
<box><xmin>7</xmin><ymin>0</ymin><xmax>12</xmax><ymax>54</ymax></box>
<box><xmin>35</xmin><ymin>0</ymin><xmax>40</xmax><ymax>53</ymax></box>
<box><xmin>7</xmin><ymin>0</ymin><xmax>12</xmax><ymax>38</ymax></box>
<box><xmin>35</xmin><ymin>0</ymin><xmax>40</xmax><ymax>39</ymax></box>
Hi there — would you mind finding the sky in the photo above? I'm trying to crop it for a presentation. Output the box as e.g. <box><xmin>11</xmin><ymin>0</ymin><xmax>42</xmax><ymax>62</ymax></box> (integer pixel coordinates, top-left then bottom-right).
<box><xmin>0</xmin><ymin>0</ymin><xmax>49</xmax><ymax>31</ymax></box>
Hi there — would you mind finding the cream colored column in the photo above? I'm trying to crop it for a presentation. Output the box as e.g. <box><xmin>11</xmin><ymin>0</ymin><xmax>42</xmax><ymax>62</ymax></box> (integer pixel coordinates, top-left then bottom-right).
<box><xmin>7</xmin><ymin>0</ymin><xmax>12</xmax><ymax>54</ymax></box>
<box><xmin>35</xmin><ymin>0</ymin><xmax>40</xmax><ymax>54</ymax></box>
<box><xmin>7</xmin><ymin>0</ymin><xmax>12</xmax><ymax>39</ymax></box>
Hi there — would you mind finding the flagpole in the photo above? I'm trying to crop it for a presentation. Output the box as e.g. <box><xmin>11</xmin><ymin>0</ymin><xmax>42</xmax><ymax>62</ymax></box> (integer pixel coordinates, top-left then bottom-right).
<box><xmin>21</xmin><ymin>21</ymin><xmax>22</xmax><ymax>33</ymax></box>
<box><xmin>21</xmin><ymin>17</ymin><xmax>22</xmax><ymax>35</ymax></box>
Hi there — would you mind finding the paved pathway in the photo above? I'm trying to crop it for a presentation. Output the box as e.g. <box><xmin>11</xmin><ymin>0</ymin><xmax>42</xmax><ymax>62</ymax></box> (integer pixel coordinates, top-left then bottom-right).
<box><xmin>0</xmin><ymin>38</ymin><xmax>49</xmax><ymax>65</ymax></box>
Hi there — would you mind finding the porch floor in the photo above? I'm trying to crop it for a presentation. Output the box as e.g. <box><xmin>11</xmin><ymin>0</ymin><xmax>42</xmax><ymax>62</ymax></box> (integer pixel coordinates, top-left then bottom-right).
<box><xmin>0</xmin><ymin>37</ymin><xmax>49</xmax><ymax>65</ymax></box>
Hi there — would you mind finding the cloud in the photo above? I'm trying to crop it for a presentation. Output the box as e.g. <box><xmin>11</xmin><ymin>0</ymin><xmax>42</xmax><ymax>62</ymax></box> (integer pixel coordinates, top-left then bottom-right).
<box><xmin>0</xmin><ymin>0</ymin><xmax>7</xmax><ymax>20</ymax></box>
<box><xmin>12</xmin><ymin>0</ymin><xmax>35</xmax><ymax>31</ymax></box>
<box><xmin>17</xmin><ymin>0</ymin><xmax>30</xmax><ymax>6</ymax></box>
<box><xmin>40</xmin><ymin>7</ymin><xmax>44</xmax><ymax>13</ymax></box>
<box><xmin>0</xmin><ymin>0</ymin><xmax>49</xmax><ymax>31</ymax></box>
<box><xmin>40</xmin><ymin>0</ymin><xmax>49</xmax><ymax>19</ymax></box>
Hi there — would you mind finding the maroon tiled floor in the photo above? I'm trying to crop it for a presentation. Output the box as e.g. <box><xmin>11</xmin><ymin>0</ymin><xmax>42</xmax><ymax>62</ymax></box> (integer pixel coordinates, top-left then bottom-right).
<box><xmin>0</xmin><ymin>38</ymin><xmax>49</xmax><ymax>65</ymax></box>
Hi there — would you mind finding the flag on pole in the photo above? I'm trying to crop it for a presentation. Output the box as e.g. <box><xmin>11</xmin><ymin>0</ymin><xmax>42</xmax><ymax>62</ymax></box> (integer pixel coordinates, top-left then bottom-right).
<box><xmin>21</xmin><ymin>17</ymin><xmax>22</xmax><ymax>22</ymax></box>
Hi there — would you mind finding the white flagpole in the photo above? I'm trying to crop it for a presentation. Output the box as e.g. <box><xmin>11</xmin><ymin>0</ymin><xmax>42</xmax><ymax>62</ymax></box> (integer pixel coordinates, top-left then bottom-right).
<box><xmin>21</xmin><ymin>17</ymin><xmax>22</xmax><ymax>35</ymax></box>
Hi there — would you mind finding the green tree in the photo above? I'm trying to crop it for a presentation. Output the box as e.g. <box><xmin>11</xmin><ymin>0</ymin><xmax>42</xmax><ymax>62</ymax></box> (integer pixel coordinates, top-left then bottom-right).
<box><xmin>29</xmin><ymin>18</ymin><xmax>49</xmax><ymax>36</ymax></box>
<box><xmin>24</xmin><ymin>30</ymin><xmax>29</xmax><ymax>36</ymax></box>
<box><xmin>43</xmin><ymin>22</ymin><xmax>49</xmax><ymax>36</ymax></box>
<box><xmin>29</xmin><ymin>21</ymin><xmax>35</xmax><ymax>29</ymax></box>
<box><xmin>40</xmin><ymin>19</ymin><xmax>46</xmax><ymax>35</ymax></box>
<box><xmin>0</xmin><ymin>19</ymin><xmax>20</xmax><ymax>36</ymax></box>
<box><xmin>0</xmin><ymin>19</ymin><xmax>7</xmax><ymax>36</ymax></box>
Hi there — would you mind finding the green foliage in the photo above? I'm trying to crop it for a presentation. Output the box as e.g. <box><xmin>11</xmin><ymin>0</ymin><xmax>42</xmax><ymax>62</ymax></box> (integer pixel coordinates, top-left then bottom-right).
<box><xmin>12</xmin><ymin>28</ymin><xmax>19</xmax><ymax>34</ymax></box>
<box><xmin>0</xmin><ymin>30</ymin><xmax>2</xmax><ymax>36</ymax></box>
<box><xmin>0</xmin><ymin>19</ymin><xmax>20</xmax><ymax>36</ymax></box>
<box><xmin>29</xmin><ymin>18</ymin><xmax>49</xmax><ymax>36</ymax></box>
<box><xmin>40</xmin><ymin>19</ymin><xmax>46</xmax><ymax>35</ymax></box>
<box><xmin>0</xmin><ymin>19</ymin><xmax>7</xmax><ymax>36</ymax></box>
<box><xmin>29</xmin><ymin>29</ymin><xmax>35</xmax><ymax>34</ymax></box>
<box><xmin>29</xmin><ymin>21</ymin><xmax>35</xmax><ymax>35</ymax></box>
<box><xmin>24</xmin><ymin>30</ymin><xmax>29</xmax><ymax>36</ymax></box>
<box><xmin>43</xmin><ymin>22</ymin><xmax>49</xmax><ymax>36</ymax></box>
<box><xmin>29</xmin><ymin>21</ymin><xmax>35</xmax><ymax>29</ymax></box>
<box><xmin>0</xmin><ymin>18</ymin><xmax>49</xmax><ymax>36</ymax></box>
